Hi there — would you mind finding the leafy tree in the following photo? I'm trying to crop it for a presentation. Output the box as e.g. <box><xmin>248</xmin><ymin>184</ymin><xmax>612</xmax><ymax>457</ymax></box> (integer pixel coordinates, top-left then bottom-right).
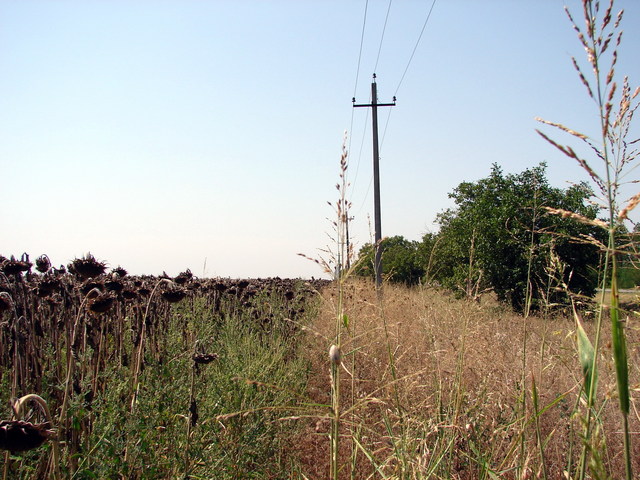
<box><xmin>433</xmin><ymin>163</ymin><xmax>603</xmax><ymax>311</ymax></box>
<box><xmin>354</xmin><ymin>235</ymin><xmax>425</xmax><ymax>286</ymax></box>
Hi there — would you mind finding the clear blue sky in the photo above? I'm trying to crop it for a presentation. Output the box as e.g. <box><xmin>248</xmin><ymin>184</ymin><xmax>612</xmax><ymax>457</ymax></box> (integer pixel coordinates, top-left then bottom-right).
<box><xmin>1</xmin><ymin>1</ymin><xmax>638</xmax><ymax>279</ymax></box>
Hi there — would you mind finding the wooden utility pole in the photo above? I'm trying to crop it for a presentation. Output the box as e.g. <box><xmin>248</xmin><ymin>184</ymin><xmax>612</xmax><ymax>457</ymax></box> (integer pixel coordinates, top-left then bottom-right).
<box><xmin>353</xmin><ymin>74</ymin><xmax>396</xmax><ymax>289</ymax></box>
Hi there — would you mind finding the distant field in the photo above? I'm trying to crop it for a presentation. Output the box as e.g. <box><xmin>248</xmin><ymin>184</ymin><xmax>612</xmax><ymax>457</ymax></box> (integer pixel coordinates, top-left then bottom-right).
<box><xmin>598</xmin><ymin>288</ymin><xmax>639</xmax><ymax>307</ymax></box>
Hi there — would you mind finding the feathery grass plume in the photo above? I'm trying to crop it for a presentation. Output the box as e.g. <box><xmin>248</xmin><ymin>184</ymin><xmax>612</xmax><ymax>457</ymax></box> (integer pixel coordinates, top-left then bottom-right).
<box><xmin>298</xmin><ymin>133</ymin><xmax>358</xmax><ymax>479</ymax></box>
<box><xmin>544</xmin><ymin>207</ymin><xmax>609</xmax><ymax>229</ymax></box>
<box><xmin>536</xmin><ymin>1</ymin><xmax>638</xmax><ymax>478</ymax></box>
<box><xmin>618</xmin><ymin>191</ymin><xmax>640</xmax><ymax>221</ymax></box>
<box><xmin>298</xmin><ymin>131</ymin><xmax>354</xmax><ymax>280</ymax></box>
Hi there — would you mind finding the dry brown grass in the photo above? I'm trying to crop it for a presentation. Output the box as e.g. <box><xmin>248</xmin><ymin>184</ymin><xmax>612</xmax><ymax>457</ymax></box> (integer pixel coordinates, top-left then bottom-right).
<box><xmin>292</xmin><ymin>279</ymin><xmax>640</xmax><ymax>479</ymax></box>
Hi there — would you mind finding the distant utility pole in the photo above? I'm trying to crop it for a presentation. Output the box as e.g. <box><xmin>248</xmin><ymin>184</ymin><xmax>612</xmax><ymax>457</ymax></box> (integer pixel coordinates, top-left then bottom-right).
<box><xmin>353</xmin><ymin>74</ymin><xmax>396</xmax><ymax>289</ymax></box>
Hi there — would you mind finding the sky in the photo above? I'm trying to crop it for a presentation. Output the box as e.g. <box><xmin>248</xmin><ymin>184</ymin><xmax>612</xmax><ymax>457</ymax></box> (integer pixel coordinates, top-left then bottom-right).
<box><xmin>1</xmin><ymin>0</ymin><xmax>639</xmax><ymax>279</ymax></box>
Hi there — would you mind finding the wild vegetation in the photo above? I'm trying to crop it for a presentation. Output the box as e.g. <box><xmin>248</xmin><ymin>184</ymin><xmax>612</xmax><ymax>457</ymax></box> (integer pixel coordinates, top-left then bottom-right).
<box><xmin>0</xmin><ymin>254</ymin><xmax>326</xmax><ymax>479</ymax></box>
<box><xmin>315</xmin><ymin>1</ymin><xmax>640</xmax><ymax>479</ymax></box>
<box><xmin>1</xmin><ymin>0</ymin><xmax>639</xmax><ymax>478</ymax></box>
<box><xmin>295</xmin><ymin>280</ymin><xmax>640</xmax><ymax>479</ymax></box>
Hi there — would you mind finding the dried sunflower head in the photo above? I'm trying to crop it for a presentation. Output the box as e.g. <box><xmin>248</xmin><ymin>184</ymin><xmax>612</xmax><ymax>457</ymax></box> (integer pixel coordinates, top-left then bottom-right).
<box><xmin>87</xmin><ymin>292</ymin><xmax>115</xmax><ymax>314</ymax></box>
<box><xmin>111</xmin><ymin>266</ymin><xmax>128</xmax><ymax>278</ymax></box>
<box><xmin>137</xmin><ymin>286</ymin><xmax>151</xmax><ymax>296</ymax></box>
<box><xmin>35</xmin><ymin>277</ymin><xmax>61</xmax><ymax>298</ymax></box>
<box><xmin>35</xmin><ymin>255</ymin><xmax>51</xmax><ymax>274</ymax></box>
<box><xmin>122</xmin><ymin>288</ymin><xmax>138</xmax><ymax>300</ymax></box>
<box><xmin>68</xmin><ymin>253</ymin><xmax>107</xmax><ymax>280</ymax></box>
<box><xmin>0</xmin><ymin>420</ymin><xmax>54</xmax><ymax>452</ymax></box>
<box><xmin>174</xmin><ymin>269</ymin><xmax>193</xmax><ymax>285</ymax></box>
<box><xmin>161</xmin><ymin>287</ymin><xmax>187</xmax><ymax>303</ymax></box>
<box><xmin>2</xmin><ymin>255</ymin><xmax>32</xmax><ymax>276</ymax></box>
<box><xmin>105</xmin><ymin>278</ymin><xmax>124</xmax><ymax>293</ymax></box>
<box><xmin>81</xmin><ymin>280</ymin><xmax>104</xmax><ymax>296</ymax></box>
<box><xmin>192</xmin><ymin>353</ymin><xmax>219</xmax><ymax>364</ymax></box>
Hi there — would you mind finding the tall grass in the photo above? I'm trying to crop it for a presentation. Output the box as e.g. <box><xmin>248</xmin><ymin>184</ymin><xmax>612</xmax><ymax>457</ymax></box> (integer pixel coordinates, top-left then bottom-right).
<box><xmin>296</xmin><ymin>279</ymin><xmax>640</xmax><ymax>478</ymax></box>
<box><xmin>298</xmin><ymin>25</ymin><xmax>640</xmax><ymax>471</ymax></box>
<box><xmin>537</xmin><ymin>0</ymin><xmax>639</xmax><ymax>477</ymax></box>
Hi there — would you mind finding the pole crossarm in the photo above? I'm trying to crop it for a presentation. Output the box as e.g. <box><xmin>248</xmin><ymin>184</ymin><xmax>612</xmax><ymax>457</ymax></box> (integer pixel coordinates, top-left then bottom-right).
<box><xmin>353</xmin><ymin>101</ymin><xmax>397</xmax><ymax>108</ymax></box>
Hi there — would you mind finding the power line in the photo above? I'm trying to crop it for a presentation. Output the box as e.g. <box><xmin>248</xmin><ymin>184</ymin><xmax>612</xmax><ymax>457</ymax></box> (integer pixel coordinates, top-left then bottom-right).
<box><xmin>349</xmin><ymin>0</ymin><xmax>439</xmax><ymax>241</ymax></box>
<box><xmin>352</xmin><ymin>0</ymin><xmax>390</xmax><ymax>206</ymax></box>
<box><xmin>394</xmin><ymin>0</ymin><xmax>437</xmax><ymax>97</ymax></box>
<box><xmin>380</xmin><ymin>106</ymin><xmax>393</xmax><ymax>150</ymax></box>
<box><xmin>356</xmin><ymin>174</ymin><xmax>374</xmax><ymax>217</ymax></box>
<box><xmin>373</xmin><ymin>0</ymin><xmax>393</xmax><ymax>74</ymax></box>
<box><xmin>379</xmin><ymin>1</ymin><xmax>437</xmax><ymax>151</ymax></box>
<box><xmin>350</xmin><ymin>103</ymin><xmax>370</xmax><ymax>201</ymax></box>
<box><xmin>353</xmin><ymin>0</ymin><xmax>369</xmax><ymax>100</ymax></box>
<box><xmin>347</xmin><ymin>0</ymin><xmax>370</xmax><ymax>199</ymax></box>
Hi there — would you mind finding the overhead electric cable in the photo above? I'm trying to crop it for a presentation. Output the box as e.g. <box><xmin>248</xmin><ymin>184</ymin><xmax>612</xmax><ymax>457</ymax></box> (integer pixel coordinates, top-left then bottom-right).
<box><xmin>352</xmin><ymin>0</ymin><xmax>369</xmax><ymax>100</ymax></box>
<box><xmin>350</xmin><ymin>100</ymin><xmax>370</xmax><ymax>200</ymax></box>
<box><xmin>379</xmin><ymin>106</ymin><xmax>393</xmax><ymax>151</ymax></box>
<box><xmin>373</xmin><ymin>0</ymin><xmax>393</xmax><ymax>74</ymax></box>
<box><xmin>394</xmin><ymin>0</ymin><xmax>437</xmax><ymax>97</ymax></box>
<box><xmin>356</xmin><ymin>174</ymin><xmax>374</xmax><ymax>217</ymax></box>
<box><xmin>379</xmin><ymin>1</ymin><xmax>437</xmax><ymax>151</ymax></box>
<box><xmin>348</xmin><ymin>0</ymin><xmax>370</xmax><ymax>192</ymax></box>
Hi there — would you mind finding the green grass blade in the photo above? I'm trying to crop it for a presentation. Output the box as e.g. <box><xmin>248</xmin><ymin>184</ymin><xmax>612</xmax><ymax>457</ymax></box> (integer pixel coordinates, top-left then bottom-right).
<box><xmin>609</xmin><ymin>273</ymin><xmax>629</xmax><ymax>415</ymax></box>
<box><xmin>574</xmin><ymin>310</ymin><xmax>596</xmax><ymax>400</ymax></box>
<box><xmin>609</xmin><ymin>263</ymin><xmax>632</xmax><ymax>479</ymax></box>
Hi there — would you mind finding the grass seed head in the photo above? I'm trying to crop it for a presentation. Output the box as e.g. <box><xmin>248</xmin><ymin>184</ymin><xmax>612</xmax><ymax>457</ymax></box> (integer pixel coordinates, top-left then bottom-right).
<box><xmin>329</xmin><ymin>344</ymin><xmax>342</xmax><ymax>365</ymax></box>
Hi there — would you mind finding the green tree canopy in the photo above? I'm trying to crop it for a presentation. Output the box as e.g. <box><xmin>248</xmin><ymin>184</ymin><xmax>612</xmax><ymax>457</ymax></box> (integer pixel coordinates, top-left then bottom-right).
<box><xmin>433</xmin><ymin>163</ymin><xmax>603</xmax><ymax>311</ymax></box>
<box><xmin>354</xmin><ymin>235</ymin><xmax>425</xmax><ymax>286</ymax></box>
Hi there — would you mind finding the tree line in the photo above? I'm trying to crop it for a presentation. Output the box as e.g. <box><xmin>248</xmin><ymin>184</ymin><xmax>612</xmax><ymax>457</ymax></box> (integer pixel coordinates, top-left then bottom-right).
<box><xmin>354</xmin><ymin>163</ymin><xmax>637</xmax><ymax>313</ymax></box>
